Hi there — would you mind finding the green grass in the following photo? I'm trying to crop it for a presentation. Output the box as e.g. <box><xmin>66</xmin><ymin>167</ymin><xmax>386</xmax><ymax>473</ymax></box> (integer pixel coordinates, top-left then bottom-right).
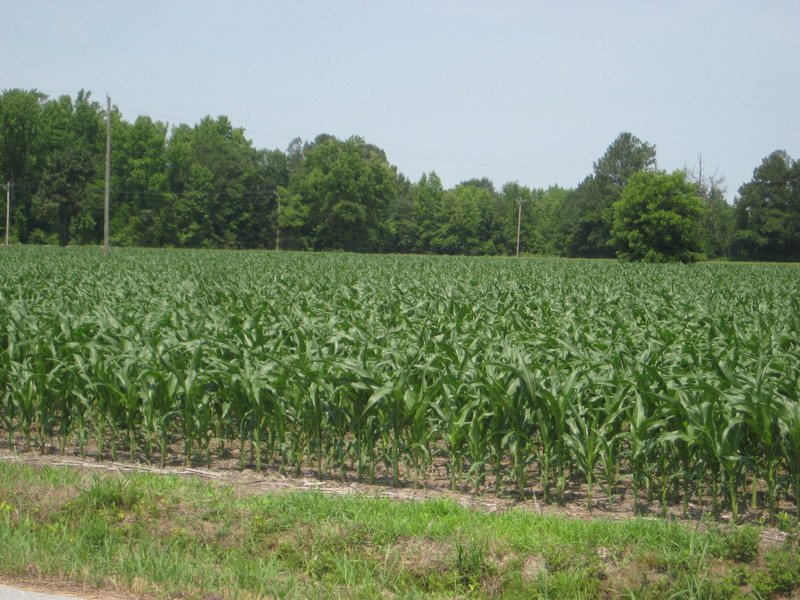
<box><xmin>1</xmin><ymin>461</ymin><xmax>799</xmax><ymax>599</ymax></box>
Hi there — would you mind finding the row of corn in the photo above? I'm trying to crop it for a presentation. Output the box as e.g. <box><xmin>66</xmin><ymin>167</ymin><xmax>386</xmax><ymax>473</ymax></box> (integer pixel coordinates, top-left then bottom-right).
<box><xmin>1</xmin><ymin>247</ymin><xmax>799</xmax><ymax>517</ymax></box>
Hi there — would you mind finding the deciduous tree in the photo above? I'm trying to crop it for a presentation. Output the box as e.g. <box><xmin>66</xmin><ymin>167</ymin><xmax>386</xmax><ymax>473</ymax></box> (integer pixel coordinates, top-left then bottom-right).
<box><xmin>0</xmin><ymin>89</ymin><xmax>46</xmax><ymax>241</ymax></box>
<box><xmin>282</xmin><ymin>135</ymin><xmax>398</xmax><ymax>252</ymax></box>
<box><xmin>31</xmin><ymin>148</ymin><xmax>98</xmax><ymax>245</ymax></box>
<box><xmin>611</xmin><ymin>170</ymin><xmax>707</xmax><ymax>263</ymax></box>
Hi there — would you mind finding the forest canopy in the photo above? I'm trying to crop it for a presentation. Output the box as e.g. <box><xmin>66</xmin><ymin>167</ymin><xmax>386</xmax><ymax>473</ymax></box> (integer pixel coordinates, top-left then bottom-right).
<box><xmin>1</xmin><ymin>88</ymin><xmax>797</xmax><ymax>261</ymax></box>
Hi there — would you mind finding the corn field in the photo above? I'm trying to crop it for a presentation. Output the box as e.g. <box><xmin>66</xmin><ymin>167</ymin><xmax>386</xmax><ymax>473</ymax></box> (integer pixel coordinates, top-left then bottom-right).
<box><xmin>1</xmin><ymin>247</ymin><xmax>799</xmax><ymax>517</ymax></box>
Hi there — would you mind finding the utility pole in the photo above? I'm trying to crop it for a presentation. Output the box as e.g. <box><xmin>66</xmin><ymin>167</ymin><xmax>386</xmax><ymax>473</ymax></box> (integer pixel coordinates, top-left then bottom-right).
<box><xmin>275</xmin><ymin>191</ymin><xmax>281</xmax><ymax>251</ymax></box>
<box><xmin>4</xmin><ymin>182</ymin><xmax>10</xmax><ymax>246</ymax></box>
<box><xmin>103</xmin><ymin>94</ymin><xmax>111</xmax><ymax>256</ymax></box>
<box><xmin>515</xmin><ymin>197</ymin><xmax>524</xmax><ymax>257</ymax></box>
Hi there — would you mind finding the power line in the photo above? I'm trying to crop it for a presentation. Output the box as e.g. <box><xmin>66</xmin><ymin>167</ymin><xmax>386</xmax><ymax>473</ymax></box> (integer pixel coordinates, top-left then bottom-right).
<box><xmin>5</xmin><ymin>87</ymin><xmax>594</xmax><ymax>177</ymax></box>
<box><xmin>2</xmin><ymin>88</ymin><xmax>593</xmax><ymax>192</ymax></box>
<box><xmin>107</xmin><ymin>91</ymin><xmax>593</xmax><ymax>173</ymax></box>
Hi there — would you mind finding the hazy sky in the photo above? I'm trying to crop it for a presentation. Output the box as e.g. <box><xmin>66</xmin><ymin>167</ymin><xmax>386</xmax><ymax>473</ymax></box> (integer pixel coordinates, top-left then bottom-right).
<box><xmin>2</xmin><ymin>0</ymin><xmax>798</xmax><ymax>199</ymax></box>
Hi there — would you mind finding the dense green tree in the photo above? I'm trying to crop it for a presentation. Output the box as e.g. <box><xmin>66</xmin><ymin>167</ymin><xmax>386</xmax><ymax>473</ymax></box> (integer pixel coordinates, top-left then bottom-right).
<box><xmin>165</xmin><ymin>116</ymin><xmax>265</xmax><ymax>248</ymax></box>
<box><xmin>411</xmin><ymin>172</ymin><xmax>446</xmax><ymax>254</ymax></box>
<box><xmin>193</xmin><ymin>116</ymin><xmax>258</xmax><ymax>247</ymax></box>
<box><xmin>24</xmin><ymin>91</ymin><xmax>107</xmax><ymax>245</ymax></box>
<box><xmin>557</xmin><ymin>176</ymin><xmax>607</xmax><ymax>257</ymax></box>
<box><xmin>594</xmin><ymin>132</ymin><xmax>658</xmax><ymax>189</ymax></box>
<box><xmin>281</xmin><ymin>135</ymin><xmax>398</xmax><ymax>252</ymax></box>
<box><xmin>0</xmin><ymin>89</ymin><xmax>46</xmax><ymax>242</ymax></box>
<box><xmin>533</xmin><ymin>186</ymin><xmax>569</xmax><ymax>255</ymax></box>
<box><xmin>273</xmin><ymin>138</ymin><xmax>308</xmax><ymax>250</ymax></box>
<box><xmin>38</xmin><ymin>91</ymin><xmax>106</xmax><ymax>177</ymax></box>
<box><xmin>383</xmin><ymin>172</ymin><xmax>416</xmax><ymax>253</ymax></box>
<box><xmin>482</xmin><ymin>182</ymin><xmax>561</xmax><ymax>257</ymax></box>
<box><xmin>0</xmin><ymin>89</ymin><xmax>106</xmax><ymax>243</ymax></box>
<box><xmin>560</xmin><ymin>132</ymin><xmax>657</xmax><ymax>257</ymax></box>
<box><xmin>166</xmin><ymin>123</ymin><xmax>210</xmax><ymax>247</ymax></box>
<box><xmin>429</xmin><ymin>183</ymin><xmax>496</xmax><ymax>255</ymax></box>
<box><xmin>459</xmin><ymin>176</ymin><xmax>496</xmax><ymax>194</ymax></box>
<box><xmin>731</xmin><ymin>150</ymin><xmax>800</xmax><ymax>262</ymax></box>
<box><xmin>502</xmin><ymin>184</ymin><xmax>569</xmax><ymax>256</ymax></box>
<box><xmin>285</xmin><ymin>137</ymin><xmax>305</xmax><ymax>173</ymax></box>
<box><xmin>611</xmin><ymin>170</ymin><xmax>707</xmax><ymax>263</ymax></box>
<box><xmin>252</xmin><ymin>148</ymin><xmax>290</xmax><ymax>250</ymax></box>
<box><xmin>31</xmin><ymin>148</ymin><xmax>98</xmax><ymax>245</ymax></box>
<box><xmin>407</xmin><ymin>178</ymin><xmax>563</xmax><ymax>257</ymax></box>
<box><xmin>6</xmin><ymin>87</ymin><xmax>798</xmax><ymax>263</ymax></box>
<box><xmin>0</xmin><ymin>89</ymin><xmax>44</xmax><ymax>183</ymax></box>
<box><xmin>111</xmin><ymin>115</ymin><xmax>171</xmax><ymax>246</ymax></box>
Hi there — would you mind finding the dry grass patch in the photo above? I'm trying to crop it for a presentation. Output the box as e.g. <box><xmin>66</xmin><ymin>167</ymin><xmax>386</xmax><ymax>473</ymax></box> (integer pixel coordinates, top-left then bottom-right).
<box><xmin>389</xmin><ymin>536</ymin><xmax>452</xmax><ymax>578</ymax></box>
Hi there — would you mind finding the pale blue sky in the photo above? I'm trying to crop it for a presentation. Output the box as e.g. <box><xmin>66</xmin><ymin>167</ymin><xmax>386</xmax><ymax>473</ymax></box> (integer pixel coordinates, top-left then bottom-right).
<box><xmin>2</xmin><ymin>0</ymin><xmax>798</xmax><ymax>199</ymax></box>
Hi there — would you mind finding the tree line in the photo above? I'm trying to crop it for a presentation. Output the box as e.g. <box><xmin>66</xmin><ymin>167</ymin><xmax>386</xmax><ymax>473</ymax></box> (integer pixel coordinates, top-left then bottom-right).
<box><xmin>1</xmin><ymin>89</ymin><xmax>798</xmax><ymax>261</ymax></box>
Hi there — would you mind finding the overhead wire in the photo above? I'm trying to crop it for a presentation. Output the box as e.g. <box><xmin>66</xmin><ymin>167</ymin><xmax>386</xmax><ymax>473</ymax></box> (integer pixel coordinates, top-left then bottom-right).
<box><xmin>3</xmin><ymin>88</ymin><xmax>593</xmax><ymax>183</ymax></box>
<box><xmin>108</xmin><ymin>91</ymin><xmax>593</xmax><ymax>175</ymax></box>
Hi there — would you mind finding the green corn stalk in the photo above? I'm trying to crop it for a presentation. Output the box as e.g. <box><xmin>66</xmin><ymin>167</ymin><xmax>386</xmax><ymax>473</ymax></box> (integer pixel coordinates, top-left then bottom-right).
<box><xmin>519</xmin><ymin>366</ymin><xmax>574</xmax><ymax>504</ymax></box>
<box><xmin>594</xmin><ymin>386</ymin><xmax>627</xmax><ymax>508</ymax></box>
<box><xmin>366</xmin><ymin>379</ymin><xmax>404</xmax><ymax>488</ymax></box>
<box><xmin>142</xmin><ymin>368</ymin><xmax>180</xmax><ymax>466</ymax></box>
<box><xmin>654</xmin><ymin>390</ymin><xmax>703</xmax><ymax>519</ymax></box>
<box><xmin>626</xmin><ymin>393</ymin><xmax>657</xmax><ymax>515</ymax></box>
<box><xmin>303</xmin><ymin>378</ymin><xmax>333</xmax><ymax>479</ymax></box>
<box><xmin>403</xmin><ymin>371</ymin><xmax>445</xmax><ymax>487</ymax></box>
<box><xmin>432</xmin><ymin>383</ymin><xmax>473</xmax><ymax>493</ymax></box>
<box><xmin>481</xmin><ymin>375</ymin><xmax>511</xmax><ymax>497</ymax></box>
<box><xmin>113</xmin><ymin>355</ymin><xmax>145</xmax><ymax>457</ymax></box>
<box><xmin>564</xmin><ymin>401</ymin><xmax>603</xmax><ymax>510</ymax></box>
<box><xmin>463</xmin><ymin>397</ymin><xmax>493</xmax><ymax>494</ymax></box>
<box><xmin>8</xmin><ymin>360</ymin><xmax>37</xmax><ymax>451</ymax></box>
<box><xmin>734</xmin><ymin>391</ymin><xmax>783</xmax><ymax>516</ymax></box>
<box><xmin>328</xmin><ymin>358</ymin><xmax>381</xmax><ymax>483</ymax></box>
<box><xmin>500</xmin><ymin>360</ymin><xmax>542</xmax><ymax>499</ymax></box>
<box><xmin>777</xmin><ymin>393</ymin><xmax>800</xmax><ymax>512</ymax></box>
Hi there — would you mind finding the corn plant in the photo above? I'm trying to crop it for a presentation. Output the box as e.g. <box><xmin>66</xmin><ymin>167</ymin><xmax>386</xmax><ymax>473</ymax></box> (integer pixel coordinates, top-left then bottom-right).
<box><xmin>1</xmin><ymin>248</ymin><xmax>799</xmax><ymax>517</ymax></box>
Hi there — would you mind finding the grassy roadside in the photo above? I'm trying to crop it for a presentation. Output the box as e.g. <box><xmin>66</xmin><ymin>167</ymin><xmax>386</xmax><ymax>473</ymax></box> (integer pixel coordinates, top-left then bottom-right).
<box><xmin>1</xmin><ymin>461</ymin><xmax>799</xmax><ymax>600</ymax></box>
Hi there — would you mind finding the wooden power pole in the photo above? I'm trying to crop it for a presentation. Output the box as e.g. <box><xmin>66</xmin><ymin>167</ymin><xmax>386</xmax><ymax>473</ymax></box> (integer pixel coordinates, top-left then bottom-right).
<box><xmin>275</xmin><ymin>191</ymin><xmax>281</xmax><ymax>251</ymax></box>
<box><xmin>4</xmin><ymin>182</ymin><xmax>9</xmax><ymax>246</ymax></box>
<box><xmin>103</xmin><ymin>95</ymin><xmax>111</xmax><ymax>256</ymax></box>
